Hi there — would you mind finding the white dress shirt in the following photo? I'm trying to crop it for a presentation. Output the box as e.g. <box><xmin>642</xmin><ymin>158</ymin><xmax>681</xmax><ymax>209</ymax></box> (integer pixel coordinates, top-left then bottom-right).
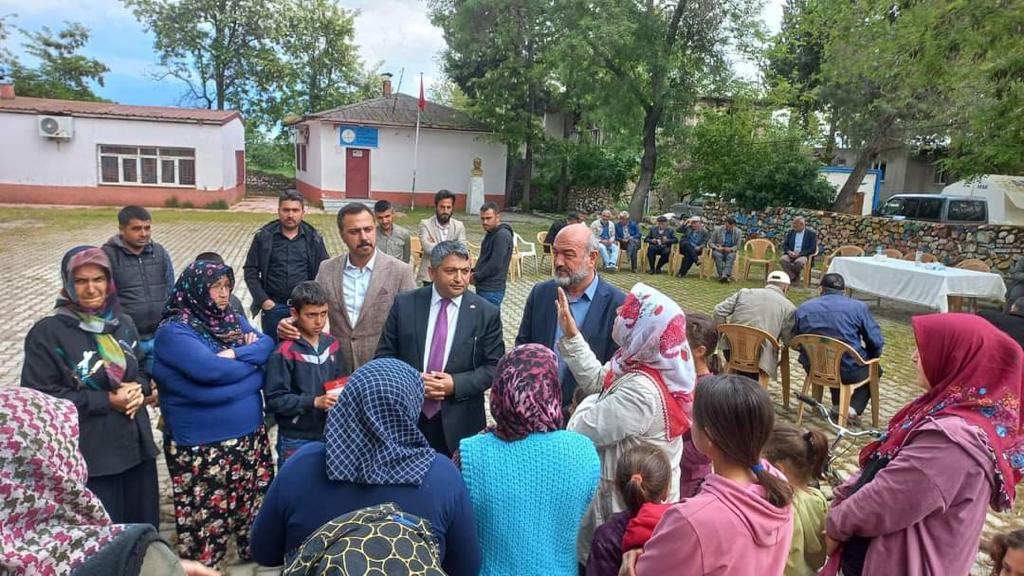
<box><xmin>793</xmin><ymin>230</ymin><xmax>805</xmax><ymax>254</ymax></box>
<box><xmin>422</xmin><ymin>287</ymin><xmax>462</xmax><ymax>372</ymax></box>
<box><xmin>436</xmin><ymin>217</ymin><xmax>451</xmax><ymax>242</ymax></box>
<box><xmin>342</xmin><ymin>251</ymin><xmax>376</xmax><ymax>324</ymax></box>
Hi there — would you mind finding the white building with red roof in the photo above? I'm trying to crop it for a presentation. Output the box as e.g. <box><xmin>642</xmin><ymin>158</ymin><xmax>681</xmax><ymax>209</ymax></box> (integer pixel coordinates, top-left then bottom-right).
<box><xmin>0</xmin><ymin>80</ymin><xmax>246</xmax><ymax>207</ymax></box>
<box><xmin>288</xmin><ymin>78</ymin><xmax>506</xmax><ymax>209</ymax></box>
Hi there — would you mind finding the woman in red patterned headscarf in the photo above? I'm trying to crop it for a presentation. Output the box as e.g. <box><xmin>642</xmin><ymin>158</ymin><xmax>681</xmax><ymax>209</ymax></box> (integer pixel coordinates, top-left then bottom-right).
<box><xmin>556</xmin><ymin>282</ymin><xmax>696</xmax><ymax>565</ymax></box>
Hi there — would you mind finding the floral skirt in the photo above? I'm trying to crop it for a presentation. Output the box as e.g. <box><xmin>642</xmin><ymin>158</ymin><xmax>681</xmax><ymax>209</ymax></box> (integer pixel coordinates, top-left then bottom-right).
<box><xmin>164</xmin><ymin>426</ymin><xmax>274</xmax><ymax>567</ymax></box>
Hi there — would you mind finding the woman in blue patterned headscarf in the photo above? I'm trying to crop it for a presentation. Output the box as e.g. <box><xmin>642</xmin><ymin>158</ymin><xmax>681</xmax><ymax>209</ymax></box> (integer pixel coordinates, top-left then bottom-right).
<box><xmin>250</xmin><ymin>358</ymin><xmax>482</xmax><ymax>575</ymax></box>
<box><xmin>153</xmin><ymin>260</ymin><xmax>275</xmax><ymax>568</ymax></box>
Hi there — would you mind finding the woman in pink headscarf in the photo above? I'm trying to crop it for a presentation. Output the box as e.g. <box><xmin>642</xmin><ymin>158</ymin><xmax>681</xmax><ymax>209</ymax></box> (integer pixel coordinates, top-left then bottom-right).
<box><xmin>556</xmin><ymin>282</ymin><xmax>696</xmax><ymax>564</ymax></box>
<box><xmin>824</xmin><ymin>313</ymin><xmax>1024</xmax><ymax>576</ymax></box>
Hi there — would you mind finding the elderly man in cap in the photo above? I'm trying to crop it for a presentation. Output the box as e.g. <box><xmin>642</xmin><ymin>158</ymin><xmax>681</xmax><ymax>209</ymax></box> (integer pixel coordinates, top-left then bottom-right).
<box><xmin>779</xmin><ymin>216</ymin><xmax>818</xmax><ymax>283</ymax></box>
<box><xmin>713</xmin><ymin>270</ymin><xmax>796</xmax><ymax>382</ymax></box>
<box><xmin>676</xmin><ymin>216</ymin><xmax>710</xmax><ymax>278</ymax></box>
<box><xmin>793</xmin><ymin>273</ymin><xmax>885</xmax><ymax>421</ymax></box>
<box><xmin>645</xmin><ymin>215</ymin><xmax>677</xmax><ymax>274</ymax></box>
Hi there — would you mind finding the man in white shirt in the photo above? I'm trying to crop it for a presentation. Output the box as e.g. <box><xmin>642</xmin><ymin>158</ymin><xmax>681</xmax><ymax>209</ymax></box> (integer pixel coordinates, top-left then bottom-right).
<box><xmin>376</xmin><ymin>240</ymin><xmax>504</xmax><ymax>455</ymax></box>
<box><xmin>417</xmin><ymin>190</ymin><xmax>467</xmax><ymax>285</ymax></box>
<box><xmin>278</xmin><ymin>203</ymin><xmax>416</xmax><ymax>374</ymax></box>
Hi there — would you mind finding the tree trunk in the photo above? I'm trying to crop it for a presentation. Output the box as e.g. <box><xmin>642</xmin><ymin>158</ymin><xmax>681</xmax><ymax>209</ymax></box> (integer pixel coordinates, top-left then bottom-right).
<box><xmin>522</xmin><ymin>136</ymin><xmax>534</xmax><ymax>210</ymax></box>
<box><xmin>832</xmin><ymin>114</ymin><xmax>895</xmax><ymax>212</ymax></box>
<box><xmin>629</xmin><ymin>107</ymin><xmax>660</xmax><ymax>220</ymax></box>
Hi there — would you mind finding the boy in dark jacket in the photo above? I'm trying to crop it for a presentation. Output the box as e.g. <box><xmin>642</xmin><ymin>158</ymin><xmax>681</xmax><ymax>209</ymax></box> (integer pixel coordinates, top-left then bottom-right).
<box><xmin>263</xmin><ymin>281</ymin><xmax>344</xmax><ymax>465</ymax></box>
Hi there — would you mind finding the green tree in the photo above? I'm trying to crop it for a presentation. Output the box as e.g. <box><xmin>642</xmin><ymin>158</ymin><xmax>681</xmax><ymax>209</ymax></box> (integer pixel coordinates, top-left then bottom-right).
<box><xmin>680</xmin><ymin>105</ymin><xmax>834</xmax><ymax>211</ymax></box>
<box><xmin>0</xmin><ymin>14</ymin><xmax>12</xmax><ymax>68</ymax></box>
<box><xmin>123</xmin><ymin>0</ymin><xmax>277</xmax><ymax>116</ymax></box>
<box><xmin>7</xmin><ymin>22</ymin><xmax>109</xmax><ymax>101</ymax></box>
<box><xmin>428</xmin><ymin>74</ymin><xmax>470</xmax><ymax>111</ymax></box>
<box><xmin>430</xmin><ymin>0</ymin><xmax>556</xmax><ymax>209</ymax></box>
<box><xmin>555</xmin><ymin>0</ymin><xmax>762</xmax><ymax>219</ymax></box>
<box><xmin>274</xmin><ymin>0</ymin><xmax>372</xmax><ymax>115</ymax></box>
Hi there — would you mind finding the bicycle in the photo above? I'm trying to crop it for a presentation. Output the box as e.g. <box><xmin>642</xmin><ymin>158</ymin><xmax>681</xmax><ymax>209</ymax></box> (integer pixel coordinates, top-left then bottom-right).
<box><xmin>794</xmin><ymin>392</ymin><xmax>884</xmax><ymax>489</ymax></box>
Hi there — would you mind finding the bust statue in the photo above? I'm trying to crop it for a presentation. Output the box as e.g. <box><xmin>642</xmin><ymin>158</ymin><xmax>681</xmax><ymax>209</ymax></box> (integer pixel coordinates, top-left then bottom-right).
<box><xmin>471</xmin><ymin>157</ymin><xmax>483</xmax><ymax>177</ymax></box>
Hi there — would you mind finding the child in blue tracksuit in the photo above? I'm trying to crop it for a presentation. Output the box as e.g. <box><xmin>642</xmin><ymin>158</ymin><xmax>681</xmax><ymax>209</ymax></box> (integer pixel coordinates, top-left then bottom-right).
<box><xmin>263</xmin><ymin>281</ymin><xmax>344</xmax><ymax>465</ymax></box>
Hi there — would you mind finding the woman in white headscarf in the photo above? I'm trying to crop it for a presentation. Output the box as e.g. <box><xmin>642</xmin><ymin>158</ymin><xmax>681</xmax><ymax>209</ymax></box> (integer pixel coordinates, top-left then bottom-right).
<box><xmin>556</xmin><ymin>282</ymin><xmax>696</xmax><ymax>564</ymax></box>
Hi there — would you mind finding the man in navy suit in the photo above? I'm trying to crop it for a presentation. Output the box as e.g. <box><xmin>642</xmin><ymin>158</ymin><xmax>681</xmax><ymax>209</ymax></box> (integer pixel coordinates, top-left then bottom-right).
<box><xmin>516</xmin><ymin>223</ymin><xmax>626</xmax><ymax>409</ymax></box>
<box><xmin>779</xmin><ymin>216</ymin><xmax>818</xmax><ymax>283</ymax></box>
<box><xmin>376</xmin><ymin>240</ymin><xmax>505</xmax><ymax>455</ymax></box>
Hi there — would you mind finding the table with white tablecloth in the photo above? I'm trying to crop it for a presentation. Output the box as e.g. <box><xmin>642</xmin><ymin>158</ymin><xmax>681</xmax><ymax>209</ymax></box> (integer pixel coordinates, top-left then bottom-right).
<box><xmin>826</xmin><ymin>256</ymin><xmax>1007</xmax><ymax>313</ymax></box>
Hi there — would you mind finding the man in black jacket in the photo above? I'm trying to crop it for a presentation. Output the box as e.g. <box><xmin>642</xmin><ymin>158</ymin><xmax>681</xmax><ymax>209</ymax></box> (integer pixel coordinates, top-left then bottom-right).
<box><xmin>472</xmin><ymin>201</ymin><xmax>514</xmax><ymax>308</ymax></box>
<box><xmin>981</xmin><ymin>297</ymin><xmax>1024</xmax><ymax>349</ymax></box>
<box><xmin>243</xmin><ymin>190</ymin><xmax>330</xmax><ymax>342</ymax></box>
<box><xmin>375</xmin><ymin>240</ymin><xmax>504</xmax><ymax>455</ymax></box>
<box><xmin>102</xmin><ymin>205</ymin><xmax>175</xmax><ymax>372</ymax></box>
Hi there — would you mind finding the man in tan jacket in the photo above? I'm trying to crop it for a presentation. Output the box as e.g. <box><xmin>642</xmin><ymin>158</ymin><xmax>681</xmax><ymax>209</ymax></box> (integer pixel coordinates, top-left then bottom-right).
<box><xmin>278</xmin><ymin>203</ymin><xmax>416</xmax><ymax>374</ymax></box>
<box><xmin>713</xmin><ymin>270</ymin><xmax>796</xmax><ymax>380</ymax></box>
<box><xmin>417</xmin><ymin>189</ymin><xmax>467</xmax><ymax>284</ymax></box>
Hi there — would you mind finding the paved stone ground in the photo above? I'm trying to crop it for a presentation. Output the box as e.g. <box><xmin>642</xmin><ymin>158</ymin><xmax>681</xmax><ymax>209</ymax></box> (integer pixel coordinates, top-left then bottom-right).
<box><xmin>0</xmin><ymin>205</ymin><xmax>1018</xmax><ymax>574</ymax></box>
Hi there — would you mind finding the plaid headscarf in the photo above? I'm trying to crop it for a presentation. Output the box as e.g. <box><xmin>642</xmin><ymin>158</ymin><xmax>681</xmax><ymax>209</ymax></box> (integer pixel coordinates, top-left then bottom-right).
<box><xmin>325</xmin><ymin>359</ymin><xmax>436</xmax><ymax>485</ymax></box>
<box><xmin>54</xmin><ymin>246</ymin><xmax>126</xmax><ymax>388</ymax></box>
<box><xmin>0</xmin><ymin>388</ymin><xmax>124</xmax><ymax>574</ymax></box>
<box><xmin>860</xmin><ymin>313</ymin><xmax>1024</xmax><ymax>511</ymax></box>
<box><xmin>489</xmin><ymin>344</ymin><xmax>563</xmax><ymax>441</ymax></box>
<box><xmin>161</xmin><ymin>261</ymin><xmax>243</xmax><ymax>349</ymax></box>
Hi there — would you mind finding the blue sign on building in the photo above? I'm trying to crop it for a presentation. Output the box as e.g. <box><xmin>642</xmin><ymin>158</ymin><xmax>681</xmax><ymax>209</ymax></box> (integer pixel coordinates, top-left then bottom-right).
<box><xmin>339</xmin><ymin>125</ymin><xmax>379</xmax><ymax>148</ymax></box>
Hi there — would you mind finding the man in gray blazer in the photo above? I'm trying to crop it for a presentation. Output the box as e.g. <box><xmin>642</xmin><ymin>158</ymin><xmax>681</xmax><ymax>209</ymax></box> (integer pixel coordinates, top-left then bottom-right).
<box><xmin>418</xmin><ymin>189</ymin><xmax>467</xmax><ymax>284</ymax></box>
<box><xmin>713</xmin><ymin>270</ymin><xmax>796</xmax><ymax>380</ymax></box>
<box><xmin>708</xmin><ymin>216</ymin><xmax>745</xmax><ymax>282</ymax></box>
<box><xmin>278</xmin><ymin>203</ymin><xmax>417</xmax><ymax>374</ymax></box>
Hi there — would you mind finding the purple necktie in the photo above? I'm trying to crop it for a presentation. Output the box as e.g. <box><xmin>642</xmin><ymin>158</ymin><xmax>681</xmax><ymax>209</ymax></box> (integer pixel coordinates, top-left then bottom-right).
<box><xmin>423</xmin><ymin>298</ymin><xmax>451</xmax><ymax>418</ymax></box>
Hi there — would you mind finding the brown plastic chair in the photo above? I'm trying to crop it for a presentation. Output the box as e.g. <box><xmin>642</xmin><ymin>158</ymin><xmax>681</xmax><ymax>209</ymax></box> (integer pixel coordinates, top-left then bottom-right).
<box><xmin>801</xmin><ymin>252</ymin><xmax>816</xmax><ymax>288</ymax></box>
<box><xmin>698</xmin><ymin>246</ymin><xmax>714</xmax><ymax>279</ymax></box>
<box><xmin>537</xmin><ymin>231</ymin><xmax>552</xmax><ymax>274</ymax></box>
<box><xmin>789</xmin><ymin>334</ymin><xmax>880</xmax><ymax>429</ymax></box>
<box><xmin>823</xmin><ymin>245</ymin><xmax>865</xmax><ymax>271</ymax></box>
<box><xmin>742</xmin><ymin>239</ymin><xmax>776</xmax><ymax>282</ymax></box>
<box><xmin>902</xmin><ymin>250</ymin><xmax>937</xmax><ymax>263</ymax></box>
<box><xmin>410</xmin><ymin>236</ymin><xmax>423</xmax><ymax>269</ymax></box>
<box><xmin>717</xmin><ymin>323</ymin><xmax>788</xmax><ymax>408</ymax></box>
<box><xmin>882</xmin><ymin>248</ymin><xmax>904</xmax><ymax>259</ymax></box>
<box><xmin>956</xmin><ymin>258</ymin><xmax>990</xmax><ymax>272</ymax></box>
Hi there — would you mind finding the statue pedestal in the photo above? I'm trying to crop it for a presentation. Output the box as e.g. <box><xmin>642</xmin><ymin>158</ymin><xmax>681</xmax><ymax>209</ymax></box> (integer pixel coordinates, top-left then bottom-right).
<box><xmin>467</xmin><ymin>176</ymin><xmax>485</xmax><ymax>215</ymax></box>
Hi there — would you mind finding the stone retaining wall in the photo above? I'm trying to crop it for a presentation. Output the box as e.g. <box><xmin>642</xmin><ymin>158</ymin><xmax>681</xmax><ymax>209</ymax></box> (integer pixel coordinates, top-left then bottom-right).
<box><xmin>699</xmin><ymin>203</ymin><xmax>1024</xmax><ymax>272</ymax></box>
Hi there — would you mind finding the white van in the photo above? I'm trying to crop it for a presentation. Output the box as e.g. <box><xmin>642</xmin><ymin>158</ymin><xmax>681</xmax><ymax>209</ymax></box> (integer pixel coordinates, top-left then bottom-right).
<box><xmin>875</xmin><ymin>194</ymin><xmax>988</xmax><ymax>224</ymax></box>
<box><xmin>942</xmin><ymin>175</ymin><xmax>1024</xmax><ymax>225</ymax></box>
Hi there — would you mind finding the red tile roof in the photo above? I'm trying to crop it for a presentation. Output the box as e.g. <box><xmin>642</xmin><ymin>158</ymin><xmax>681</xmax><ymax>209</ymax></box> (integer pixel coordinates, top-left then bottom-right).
<box><xmin>296</xmin><ymin>93</ymin><xmax>489</xmax><ymax>132</ymax></box>
<box><xmin>0</xmin><ymin>96</ymin><xmax>242</xmax><ymax>125</ymax></box>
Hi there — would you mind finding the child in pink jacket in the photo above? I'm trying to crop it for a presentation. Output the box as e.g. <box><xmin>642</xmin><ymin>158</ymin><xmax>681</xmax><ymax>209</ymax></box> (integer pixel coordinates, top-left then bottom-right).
<box><xmin>626</xmin><ymin>375</ymin><xmax>794</xmax><ymax>575</ymax></box>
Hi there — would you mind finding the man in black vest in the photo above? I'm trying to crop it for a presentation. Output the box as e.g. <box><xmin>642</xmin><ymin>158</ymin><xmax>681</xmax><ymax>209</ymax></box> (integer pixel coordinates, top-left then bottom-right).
<box><xmin>244</xmin><ymin>190</ymin><xmax>330</xmax><ymax>342</ymax></box>
<box><xmin>103</xmin><ymin>205</ymin><xmax>175</xmax><ymax>377</ymax></box>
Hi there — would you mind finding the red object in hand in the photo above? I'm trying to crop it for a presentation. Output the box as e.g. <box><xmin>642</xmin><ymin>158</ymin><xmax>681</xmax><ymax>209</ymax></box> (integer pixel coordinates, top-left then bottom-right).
<box><xmin>324</xmin><ymin>377</ymin><xmax>349</xmax><ymax>396</ymax></box>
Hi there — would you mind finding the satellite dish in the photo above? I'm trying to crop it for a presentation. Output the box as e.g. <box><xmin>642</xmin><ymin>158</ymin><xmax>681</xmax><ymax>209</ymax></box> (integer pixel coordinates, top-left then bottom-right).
<box><xmin>40</xmin><ymin>117</ymin><xmax>60</xmax><ymax>135</ymax></box>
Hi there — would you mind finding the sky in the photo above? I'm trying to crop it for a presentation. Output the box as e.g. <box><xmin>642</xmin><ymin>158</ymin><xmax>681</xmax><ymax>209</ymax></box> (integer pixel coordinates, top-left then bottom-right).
<box><xmin>0</xmin><ymin>0</ymin><xmax>786</xmax><ymax>108</ymax></box>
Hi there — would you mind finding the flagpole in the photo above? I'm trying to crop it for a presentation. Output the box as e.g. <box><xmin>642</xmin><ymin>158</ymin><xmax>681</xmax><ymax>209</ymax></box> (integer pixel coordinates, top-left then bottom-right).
<box><xmin>412</xmin><ymin>73</ymin><xmax>423</xmax><ymax>210</ymax></box>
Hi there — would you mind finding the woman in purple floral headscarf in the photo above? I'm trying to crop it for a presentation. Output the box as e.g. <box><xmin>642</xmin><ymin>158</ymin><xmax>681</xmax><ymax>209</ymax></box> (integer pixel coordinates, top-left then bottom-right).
<box><xmin>459</xmin><ymin>344</ymin><xmax>601</xmax><ymax>575</ymax></box>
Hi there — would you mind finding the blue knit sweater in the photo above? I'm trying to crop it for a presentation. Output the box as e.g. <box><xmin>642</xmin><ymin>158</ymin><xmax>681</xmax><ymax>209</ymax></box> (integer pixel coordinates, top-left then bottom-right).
<box><xmin>460</xmin><ymin>430</ymin><xmax>601</xmax><ymax>576</ymax></box>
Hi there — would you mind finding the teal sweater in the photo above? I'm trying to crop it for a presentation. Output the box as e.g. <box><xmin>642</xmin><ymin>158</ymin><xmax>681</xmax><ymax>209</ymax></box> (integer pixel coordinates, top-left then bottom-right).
<box><xmin>460</xmin><ymin>430</ymin><xmax>600</xmax><ymax>576</ymax></box>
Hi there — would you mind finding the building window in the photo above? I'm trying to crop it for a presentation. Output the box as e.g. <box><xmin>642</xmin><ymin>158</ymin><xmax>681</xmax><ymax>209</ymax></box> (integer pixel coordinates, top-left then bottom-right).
<box><xmin>871</xmin><ymin>160</ymin><xmax>887</xmax><ymax>182</ymax></box>
<box><xmin>934</xmin><ymin>163</ymin><xmax>948</xmax><ymax>185</ymax></box>
<box><xmin>295</xmin><ymin>143</ymin><xmax>307</xmax><ymax>172</ymax></box>
<box><xmin>98</xmin><ymin>146</ymin><xmax>196</xmax><ymax>187</ymax></box>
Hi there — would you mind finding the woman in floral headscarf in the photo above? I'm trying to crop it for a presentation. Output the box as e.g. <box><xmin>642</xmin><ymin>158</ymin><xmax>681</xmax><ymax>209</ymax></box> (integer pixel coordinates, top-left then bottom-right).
<box><xmin>823</xmin><ymin>313</ymin><xmax>1024</xmax><ymax>576</ymax></box>
<box><xmin>0</xmin><ymin>387</ymin><xmax>218</xmax><ymax>576</ymax></box>
<box><xmin>459</xmin><ymin>344</ymin><xmax>600</xmax><ymax>576</ymax></box>
<box><xmin>556</xmin><ymin>282</ymin><xmax>696</xmax><ymax>564</ymax></box>
<box><xmin>153</xmin><ymin>260</ymin><xmax>274</xmax><ymax>568</ymax></box>
<box><xmin>21</xmin><ymin>245</ymin><xmax>159</xmax><ymax>527</ymax></box>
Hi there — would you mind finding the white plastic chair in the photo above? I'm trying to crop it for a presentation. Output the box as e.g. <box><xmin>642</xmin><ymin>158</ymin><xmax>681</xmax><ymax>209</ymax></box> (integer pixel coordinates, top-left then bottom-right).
<box><xmin>513</xmin><ymin>232</ymin><xmax>538</xmax><ymax>275</ymax></box>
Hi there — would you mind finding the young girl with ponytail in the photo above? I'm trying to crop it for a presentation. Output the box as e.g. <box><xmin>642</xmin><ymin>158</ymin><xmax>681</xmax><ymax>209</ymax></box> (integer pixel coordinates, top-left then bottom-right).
<box><xmin>586</xmin><ymin>443</ymin><xmax>672</xmax><ymax>576</ymax></box>
<box><xmin>679</xmin><ymin>312</ymin><xmax>719</xmax><ymax>498</ymax></box>
<box><xmin>625</xmin><ymin>375</ymin><xmax>794</xmax><ymax>575</ymax></box>
<box><xmin>765</xmin><ymin>423</ymin><xmax>830</xmax><ymax>576</ymax></box>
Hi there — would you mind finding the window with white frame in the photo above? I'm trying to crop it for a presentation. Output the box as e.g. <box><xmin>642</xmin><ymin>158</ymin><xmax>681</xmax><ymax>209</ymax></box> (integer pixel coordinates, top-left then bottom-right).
<box><xmin>98</xmin><ymin>146</ymin><xmax>196</xmax><ymax>187</ymax></box>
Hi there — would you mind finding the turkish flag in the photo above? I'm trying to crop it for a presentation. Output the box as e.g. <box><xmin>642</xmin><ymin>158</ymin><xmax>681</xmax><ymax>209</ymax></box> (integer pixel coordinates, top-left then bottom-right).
<box><xmin>418</xmin><ymin>75</ymin><xmax>426</xmax><ymax>112</ymax></box>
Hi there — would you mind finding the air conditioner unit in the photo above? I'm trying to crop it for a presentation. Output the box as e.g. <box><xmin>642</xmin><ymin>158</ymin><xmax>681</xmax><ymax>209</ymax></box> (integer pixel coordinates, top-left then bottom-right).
<box><xmin>38</xmin><ymin>115</ymin><xmax>74</xmax><ymax>139</ymax></box>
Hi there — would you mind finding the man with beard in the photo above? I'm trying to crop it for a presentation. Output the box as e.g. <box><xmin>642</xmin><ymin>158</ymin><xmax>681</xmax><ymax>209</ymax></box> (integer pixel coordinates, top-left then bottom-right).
<box><xmin>277</xmin><ymin>204</ymin><xmax>416</xmax><ymax>374</ymax></box>
<box><xmin>516</xmin><ymin>223</ymin><xmax>625</xmax><ymax>409</ymax></box>
<box><xmin>244</xmin><ymin>190</ymin><xmax>330</xmax><ymax>341</ymax></box>
<box><xmin>417</xmin><ymin>189</ymin><xmax>467</xmax><ymax>285</ymax></box>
